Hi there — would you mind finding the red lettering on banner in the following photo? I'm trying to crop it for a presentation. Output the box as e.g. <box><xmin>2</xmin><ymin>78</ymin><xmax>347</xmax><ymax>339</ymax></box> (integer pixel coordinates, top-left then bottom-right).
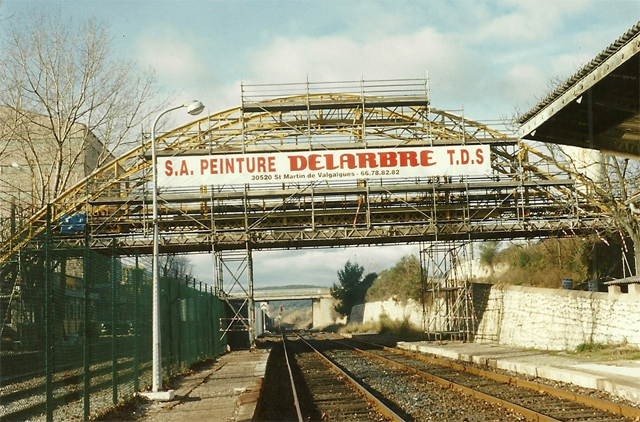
<box><xmin>475</xmin><ymin>148</ymin><xmax>484</xmax><ymax>165</ymax></box>
<box><xmin>235</xmin><ymin>157</ymin><xmax>244</xmax><ymax>173</ymax></box>
<box><xmin>289</xmin><ymin>155</ymin><xmax>306</xmax><ymax>171</ymax></box>
<box><xmin>225</xmin><ymin>158</ymin><xmax>235</xmax><ymax>173</ymax></box>
<box><xmin>357</xmin><ymin>153</ymin><xmax>378</xmax><ymax>168</ymax></box>
<box><xmin>447</xmin><ymin>149</ymin><xmax>455</xmax><ymax>165</ymax></box>
<box><xmin>340</xmin><ymin>154</ymin><xmax>356</xmax><ymax>169</ymax></box>
<box><xmin>257</xmin><ymin>157</ymin><xmax>267</xmax><ymax>173</ymax></box>
<box><xmin>460</xmin><ymin>149</ymin><xmax>470</xmax><ymax>164</ymax></box>
<box><xmin>324</xmin><ymin>154</ymin><xmax>339</xmax><ymax>170</ymax></box>
<box><xmin>309</xmin><ymin>154</ymin><xmax>323</xmax><ymax>171</ymax></box>
<box><xmin>419</xmin><ymin>150</ymin><xmax>436</xmax><ymax>166</ymax></box>
<box><xmin>398</xmin><ymin>151</ymin><xmax>418</xmax><ymax>167</ymax></box>
<box><xmin>160</xmin><ymin>146</ymin><xmax>490</xmax><ymax>187</ymax></box>
<box><xmin>247</xmin><ymin>157</ymin><xmax>256</xmax><ymax>173</ymax></box>
<box><xmin>378</xmin><ymin>152</ymin><xmax>397</xmax><ymax>167</ymax></box>
<box><xmin>200</xmin><ymin>159</ymin><xmax>208</xmax><ymax>174</ymax></box>
<box><xmin>179</xmin><ymin>160</ymin><xmax>189</xmax><ymax>176</ymax></box>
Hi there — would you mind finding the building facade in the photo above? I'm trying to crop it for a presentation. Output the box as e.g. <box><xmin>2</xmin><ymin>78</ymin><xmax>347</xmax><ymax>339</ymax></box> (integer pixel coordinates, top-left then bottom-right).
<box><xmin>0</xmin><ymin>106</ymin><xmax>105</xmax><ymax>241</ymax></box>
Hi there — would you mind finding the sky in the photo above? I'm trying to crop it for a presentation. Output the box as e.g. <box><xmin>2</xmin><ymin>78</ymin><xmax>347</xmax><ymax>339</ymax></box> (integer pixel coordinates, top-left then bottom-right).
<box><xmin>2</xmin><ymin>0</ymin><xmax>639</xmax><ymax>287</ymax></box>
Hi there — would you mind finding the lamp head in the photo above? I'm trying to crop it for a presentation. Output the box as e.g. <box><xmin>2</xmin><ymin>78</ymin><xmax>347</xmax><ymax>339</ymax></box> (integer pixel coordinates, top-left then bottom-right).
<box><xmin>185</xmin><ymin>100</ymin><xmax>205</xmax><ymax>116</ymax></box>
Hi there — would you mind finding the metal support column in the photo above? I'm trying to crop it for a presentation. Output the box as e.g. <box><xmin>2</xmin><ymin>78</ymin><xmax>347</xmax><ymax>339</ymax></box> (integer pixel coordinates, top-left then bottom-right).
<box><xmin>45</xmin><ymin>204</ymin><xmax>53</xmax><ymax>422</ymax></box>
<box><xmin>83</xmin><ymin>228</ymin><xmax>91</xmax><ymax>421</ymax></box>
<box><xmin>111</xmin><ymin>240</ymin><xmax>117</xmax><ymax>405</ymax></box>
<box><xmin>247</xmin><ymin>242</ymin><xmax>255</xmax><ymax>345</ymax></box>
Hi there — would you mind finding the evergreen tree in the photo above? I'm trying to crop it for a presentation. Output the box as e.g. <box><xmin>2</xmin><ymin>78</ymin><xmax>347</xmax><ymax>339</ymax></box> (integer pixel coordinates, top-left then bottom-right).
<box><xmin>331</xmin><ymin>260</ymin><xmax>377</xmax><ymax>316</ymax></box>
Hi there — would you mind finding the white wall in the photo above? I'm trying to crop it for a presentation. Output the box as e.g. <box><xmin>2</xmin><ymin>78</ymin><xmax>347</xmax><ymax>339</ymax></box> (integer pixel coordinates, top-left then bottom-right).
<box><xmin>361</xmin><ymin>298</ymin><xmax>424</xmax><ymax>327</ymax></box>
<box><xmin>357</xmin><ymin>284</ymin><xmax>640</xmax><ymax>351</ymax></box>
<box><xmin>474</xmin><ymin>284</ymin><xmax>640</xmax><ymax>350</ymax></box>
<box><xmin>312</xmin><ymin>297</ymin><xmax>346</xmax><ymax>328</ymax></box>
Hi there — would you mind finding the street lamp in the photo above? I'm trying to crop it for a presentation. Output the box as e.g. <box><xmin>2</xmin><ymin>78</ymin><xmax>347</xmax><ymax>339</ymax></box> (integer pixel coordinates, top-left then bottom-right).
<box><xmin>151</xmin><ymin>100</ymin><xmax>204</xmax><ymax>393</ymax></box>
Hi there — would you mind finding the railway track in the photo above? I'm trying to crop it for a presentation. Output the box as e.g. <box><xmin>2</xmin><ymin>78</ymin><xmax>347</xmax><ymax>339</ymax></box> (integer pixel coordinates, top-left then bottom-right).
<box><xmin>0</xmin><ymin>357</ymin><xmax>149</xmax><ymax>421</ymax></box>
<box><xmin>281</xmin><ymin>333</ymin><xmax>404</xmax><ymax>421</ymax></box>
<box><xmin>329</xmin><ymin>334</ymin><xmax>640</xmax><ymax>422</ymax></box>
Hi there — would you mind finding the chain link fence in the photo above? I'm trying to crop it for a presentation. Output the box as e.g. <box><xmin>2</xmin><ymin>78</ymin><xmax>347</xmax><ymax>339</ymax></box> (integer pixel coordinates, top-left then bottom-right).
<box><xmin>1</xmin><ymin>208</ymin><xmax>227</xmax><ymax>421</ymax></box>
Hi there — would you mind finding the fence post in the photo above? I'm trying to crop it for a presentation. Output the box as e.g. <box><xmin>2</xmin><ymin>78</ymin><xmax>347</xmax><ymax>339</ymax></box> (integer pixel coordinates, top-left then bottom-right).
<box><xmin>134</xmin><ymin>251</ymin><xmax>140</xmax><ymax>393</ymax></box>
<box><xmin>206</xmin><ymin>285</ymin><xmax>212</xmax><ymax>358</ymax></box>
<box><xmin>45</xmin><ymin>204</ymin><xmax>53</xmax><ymax>422</ymax></box>
<box><xmin>198</xmin><ymin>281</ymin><xmax>203</xmax><ymax>360</ymax></box>
<box><xmin>111</xmin><ymin>239</ymin><xmax>117</xmax><ymax>405</ymax></box>
<box><xmin>83</xmin><ymin>227</ymin><xmax>91</xmax><ymax>420</ymax></box>
<box><xmin>165</xmin><ymin>272</ymin><xmax>172</xmax><ymax>379</ymax></box>
<box><xmin>196</xmin><ymin>280</ymin><xmax>201</xmax><ymax>361</ymax></box>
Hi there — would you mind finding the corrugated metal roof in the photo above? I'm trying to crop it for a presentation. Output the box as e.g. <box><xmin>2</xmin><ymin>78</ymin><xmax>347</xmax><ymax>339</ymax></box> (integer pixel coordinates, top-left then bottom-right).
<box><xmin>604</xmin><ymin>275</ymin><xmax>640</xmax><ymax>285</ymax></box>
<box><xmin>518</xmin><ymin>21</ymin><xmax>640</xmax><ymax>125</ymax></box>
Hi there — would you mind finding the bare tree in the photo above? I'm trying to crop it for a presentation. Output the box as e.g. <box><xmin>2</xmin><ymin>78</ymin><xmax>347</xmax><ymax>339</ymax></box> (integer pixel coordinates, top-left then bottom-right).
<box><xmin>528</xmin><ymin>143</ymin><xmax>640</xmax><ymax>276</ymax></box>
<box><xmin>0</xmin><ymin>11</ymin><xmax>165</xmax><ymax>209</ymax></box>
<box><xmin>160</xmin><ymin>254</ymin><xmax>194</xmax><ymax>281</ymax></box>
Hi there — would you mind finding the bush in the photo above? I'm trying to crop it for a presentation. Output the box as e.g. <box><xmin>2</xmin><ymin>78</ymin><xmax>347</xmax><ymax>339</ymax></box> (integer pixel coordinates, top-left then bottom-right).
<box><xmin>366</xmin><ymin>254</ymin><xmax>421</xmax><ymax>302</ymax></box>
<box><xmin>337</xmin><ymin>313</ymin><xmax>423</xmax><ymax>339</ymax></box>
<box><xmin>576</xmin><ymin>342</ymin><xmax>607</xmax><ymax>353</ymax></box>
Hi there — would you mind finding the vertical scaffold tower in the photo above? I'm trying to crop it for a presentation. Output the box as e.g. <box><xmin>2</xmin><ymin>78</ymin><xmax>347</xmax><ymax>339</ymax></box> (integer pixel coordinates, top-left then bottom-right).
<box><xmin>420</xmin><ymin>241</ymin><xmax>476</xmax><ymax>341</ymax></box>
<box><xmin>213</xmin><ymin>245</ymin><xmax>255</xmax><ymax>344</ymax></box>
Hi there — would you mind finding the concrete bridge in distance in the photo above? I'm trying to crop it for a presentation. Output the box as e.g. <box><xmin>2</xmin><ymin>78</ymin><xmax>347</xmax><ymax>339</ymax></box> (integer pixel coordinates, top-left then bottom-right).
<box><xmin>253</xmin><ymin>287</ymin><xmax>331</xmax><ymax>301</ymax></box>
<box><xmin>231</xmin><ymin>287</ymin><xmax>339</xmax><ymax>329</ymax></box>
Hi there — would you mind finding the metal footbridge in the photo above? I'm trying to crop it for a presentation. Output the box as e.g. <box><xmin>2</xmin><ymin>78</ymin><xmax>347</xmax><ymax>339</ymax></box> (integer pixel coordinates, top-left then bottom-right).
<box><xmin>0</xmin><ymin>78</ymin><xmax>612</xmax><ymax>345</ymax></box>
<box><xmin>0</xmin><ymin>80</ymin><xmax>607</xmax><ymax>262</ymax></box>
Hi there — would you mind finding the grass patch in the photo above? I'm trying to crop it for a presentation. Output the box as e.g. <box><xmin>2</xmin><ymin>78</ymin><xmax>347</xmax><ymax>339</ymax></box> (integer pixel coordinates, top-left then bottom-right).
<box><xmin>576</xmin><ymin>342</ymin><xmax>607</xmax><ymax>353</ymax></box>
<box><xmin>339</xmin><ymin>314</ymin><xmax>424</xmax><ymax>340</ymax></box>
<box><xmin>339</xmin><ymin>322</ymin><xmax>378</xmax><ymax>334</ymax></box>
<box><xmin>569</xmin><ymin>342</ymin><xmax>640</xmax><ymax>360</ymax></box>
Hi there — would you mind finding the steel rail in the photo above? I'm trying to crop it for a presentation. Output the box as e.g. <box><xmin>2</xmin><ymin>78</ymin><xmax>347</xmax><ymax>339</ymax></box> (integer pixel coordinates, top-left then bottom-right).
<box><xmin>0</xmin><ymin>358</ymin><xmax>150</xmax><ymax>422</ymax></box>
<box><xmin>295</xmin><ymin>334</ymin><xmax>406</xmax><ymax>422</ymax></box>
<box><xmin>384</xmin><ymin>343</ymin><xmax>640</xmax><ymax>420</ymax></box>
<box><xmin>338</xmin><ymin>335</ymin><xmax>640</xmax><ymax>421</ymax></box>
<box><xmin>323</xmin><ymin>336</ymin><xmax>562</xmax><ymax>422</ymax></box>
<box><xmin>281</xmin><ymin>334</ymin><xmax>304</xmax><ymax>422</ymax></box>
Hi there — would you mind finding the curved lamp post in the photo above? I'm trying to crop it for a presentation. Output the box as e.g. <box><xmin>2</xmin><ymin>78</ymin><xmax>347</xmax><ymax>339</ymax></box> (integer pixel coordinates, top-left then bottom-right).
<box><xmin>151</xmin><ymin>100</ymin><xmax>205</xmax><ymax>392</ymax></box>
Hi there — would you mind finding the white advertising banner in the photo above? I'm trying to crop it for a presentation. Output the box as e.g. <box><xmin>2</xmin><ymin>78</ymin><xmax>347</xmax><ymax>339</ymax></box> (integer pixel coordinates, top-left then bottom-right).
<box><xmin>157</xmin><ymin>145</ymin><xmax>491</xmax><ymax>187</ymax></box>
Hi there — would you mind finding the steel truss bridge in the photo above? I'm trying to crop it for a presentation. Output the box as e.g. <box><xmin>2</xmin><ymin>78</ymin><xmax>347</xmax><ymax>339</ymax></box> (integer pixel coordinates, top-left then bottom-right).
<box><xmin>0</xmin><ymin>79</ymin><xmax>609</xmax><ymax>341</ymax></box>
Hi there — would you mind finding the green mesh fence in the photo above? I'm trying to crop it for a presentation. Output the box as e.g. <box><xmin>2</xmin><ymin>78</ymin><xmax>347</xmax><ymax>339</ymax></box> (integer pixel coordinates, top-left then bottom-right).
<box><xmin>0</xmin><ymin>210</ymin><xmax>227</xmax><ymax>421</ymax></box>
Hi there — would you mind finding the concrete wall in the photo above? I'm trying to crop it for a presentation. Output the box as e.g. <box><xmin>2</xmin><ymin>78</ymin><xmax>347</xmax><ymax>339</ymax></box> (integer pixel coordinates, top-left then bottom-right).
<box><xmin>356</xmin><ymin>284</ymin><xmax>640</xmax><ymax>351</ymax></box>
<box><xmin>312</xmin><ymin>297</ymin><xmax>346</xmax><ymax>328</ymax></box>
<box><xmin>349</xmin><ymin>298</ymin><xmax>425</xmax><ymax>331</ymax></box>
<box><xmin>473</xmin><ymin>283</ymin><xmax>640</xmax><ymax>351</ymax></box>
<box><xmin>359</xmin><ymin>298</ymin><xmax>424</xmax><ymax>327</ymax></box>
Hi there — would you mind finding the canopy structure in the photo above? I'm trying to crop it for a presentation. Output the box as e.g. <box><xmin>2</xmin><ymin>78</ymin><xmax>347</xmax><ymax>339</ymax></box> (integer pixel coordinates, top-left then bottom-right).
<box><xmin>518</xmin><ymin>21</ymin><xmax>640</xmax><ymax>158</ymax></box>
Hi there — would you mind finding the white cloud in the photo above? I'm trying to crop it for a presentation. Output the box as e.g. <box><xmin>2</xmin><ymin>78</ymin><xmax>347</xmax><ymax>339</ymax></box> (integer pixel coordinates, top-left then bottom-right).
<box><xmin>135</xmin><ymin>27</ymin><xmax>208</xmax><ymax>90</ymax></box>
<box><xmin>247</xmin><ymin>27</ymin><xmax>469</xmax><ymax>87</ymax></box>
<box><xmin>502</xmin><ymin>63</ymin><xmax>548</xmax><ymax>106</ymax></box>
<box><xmin>468</xmin><ymin>0</ymin><xmax>593</xmax><ymax>45</ymax></box>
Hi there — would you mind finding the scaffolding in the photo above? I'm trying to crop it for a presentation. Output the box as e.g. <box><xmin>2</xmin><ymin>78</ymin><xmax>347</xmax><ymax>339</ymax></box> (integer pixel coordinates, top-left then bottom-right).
<box><xmin>421</xmin><ymin>241</ymin><xmax>476</xmax><ymax>341</ymax></box>
<box><xmin>0</xmin><ymin>78</ymin><xmax>610</xmax><ymax>347</ymax></box>
<box><xmin>214</xmin><ymin>245</ymin><xmax>255</xmax><ymax>344</ymax></box>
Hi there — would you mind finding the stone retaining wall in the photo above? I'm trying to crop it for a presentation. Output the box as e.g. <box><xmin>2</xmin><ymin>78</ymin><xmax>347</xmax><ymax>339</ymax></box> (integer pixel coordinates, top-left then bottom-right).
<box><xmin>353</xmin><ymin>283</ymin><xmax>640</xmax><ymax>351</ymax></box>
<box><xmin>473</xmin><ymin>283</ymin><xmax>640</xmax><ymax>350</ymax></box>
